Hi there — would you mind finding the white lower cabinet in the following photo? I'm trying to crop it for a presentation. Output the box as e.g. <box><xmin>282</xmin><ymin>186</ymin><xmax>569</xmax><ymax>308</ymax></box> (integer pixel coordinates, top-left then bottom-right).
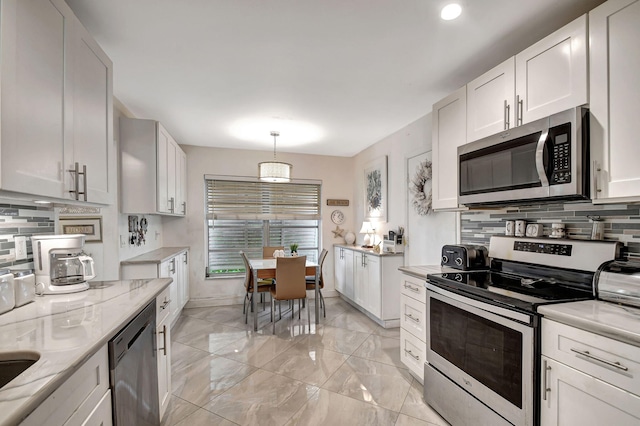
<box><xmin>541</xmin><ymin>319</ymin><xmax>640</xmax><ymax>426</ymax></box>
<box><xmin>156</xmin><ymin>286</ymin><xmax>172</xmax><ymax>420</ymax></box>
<box><xmin>400</xmin><ymin>273</ymin><xmax>427</xmax><ymax>382</ymax></box>
<box><xmin>333</xmin><ymin>246</ymin><xmax>402</xmax><ymax>327</ymax></box>
<box><xmin>21</xmin><ymin>346</ymin><xmax>111</xmax><ymax>426</ymax></box>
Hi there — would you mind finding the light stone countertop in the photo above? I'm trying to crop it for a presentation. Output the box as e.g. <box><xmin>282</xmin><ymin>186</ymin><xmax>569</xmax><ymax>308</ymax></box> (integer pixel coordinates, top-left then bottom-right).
<box><xmin>0</xmin><ymin>277</ymin><xmax>171</xmax><ymax>426</ymax></box>
<box><xmin>333</xmin><ymin>244</ymin><xmax>404</xmax><ymax>257</ymax></box>
<box><xmin>398</xmin><ymin>265</ymin><xmax>456</xmax><ymax>280</ymax></box>
<box><xmin>120</xmin><ymin>246</ymin><xmax>189</xmax><ymax>265</ymax></box>
<box><xmin>538</xmin><ymin>300</ymin><xmax>640</xmax><ymax>347</ymax></box>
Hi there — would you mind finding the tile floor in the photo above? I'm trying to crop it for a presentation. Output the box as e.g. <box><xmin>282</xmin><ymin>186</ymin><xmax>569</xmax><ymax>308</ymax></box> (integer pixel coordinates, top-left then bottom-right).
<box><xmin>161</xmin><ymin>296</ymin><xmax>449</xmax><ymax>426</ymax></box>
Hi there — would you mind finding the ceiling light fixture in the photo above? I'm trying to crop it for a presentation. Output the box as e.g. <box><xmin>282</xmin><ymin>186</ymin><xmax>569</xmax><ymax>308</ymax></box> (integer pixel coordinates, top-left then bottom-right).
<box><xmin>258</xmin><ymin>131</ymin><xmax>292</xmax><ymax>182</ymax></box>
<box><xmin>441</xmin><ymin>3</ymin><xmax>462</xmax><ymax>20</ymax></box>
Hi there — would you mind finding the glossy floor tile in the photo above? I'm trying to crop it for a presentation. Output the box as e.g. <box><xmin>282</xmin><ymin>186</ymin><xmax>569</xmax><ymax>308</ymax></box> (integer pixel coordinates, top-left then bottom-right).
<box><xmin>165</xmin><ymin>296</ymin><xmax>449</xmax><ymax>426</ymax></box>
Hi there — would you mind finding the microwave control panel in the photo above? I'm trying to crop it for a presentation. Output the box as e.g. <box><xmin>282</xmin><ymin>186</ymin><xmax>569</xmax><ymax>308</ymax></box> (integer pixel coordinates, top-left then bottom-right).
<box><xmin>549</xmin><ymin>122</ymin><xmax>571</xmax><ymax>185</ymax></box>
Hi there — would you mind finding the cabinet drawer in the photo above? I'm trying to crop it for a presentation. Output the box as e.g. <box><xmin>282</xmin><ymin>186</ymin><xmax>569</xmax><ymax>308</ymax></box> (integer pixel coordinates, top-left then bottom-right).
<box><xmin>156</xmin><ymin>285</ymin><xmax>172</xmax><ymax>324</ymax></box>
<box><xmin>400</xmin><ymin>294</ymin><xmax>426</xmax><ymax>340</ymax></box>
<box><xmin>401</xmin><ymin>328</ymin><xmax>426</xmax><ymax>381</ymax></box>
<box><xmin>400</xmin><ymin>274</ymin><xmax>425</xmax><ymax>302</ymax></box>
<box><xmin>542</xmin><ymin>319</ymin><xmax>640</xmax><ymax>396</ymax></box>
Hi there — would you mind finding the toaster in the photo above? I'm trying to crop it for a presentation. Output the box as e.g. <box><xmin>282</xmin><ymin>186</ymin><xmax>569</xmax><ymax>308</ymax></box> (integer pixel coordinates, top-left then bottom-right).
<box><xmin>441</xmin><ymin>244</ymin><xmax>489</xmax><ymax>270</ymax></box>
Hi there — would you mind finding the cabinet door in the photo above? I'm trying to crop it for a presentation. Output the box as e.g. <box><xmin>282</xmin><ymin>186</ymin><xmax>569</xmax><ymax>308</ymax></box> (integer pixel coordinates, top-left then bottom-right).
<box><xmin>515</xmin><ymin>15</ymin><xmax>587</xmax><ymax>125</ymax></box>
<box><xmin>466</xmin><ymin>57</ymin><xmax>515</xmax><ymax>142</ymax></box>
<box><xmin>354</xmin><ymin>253</ymin><xmax>366</xmax><ymax>307</ymax></box>
<box><xmin>160</xmin><ymin>258</ymin><xmax>179</xmax><ymax>325</ymax></box>
<box><xmin>156</xmin><ymin>320</ymin><xmax>171</xmax><ymax>420</ymax></box>
<box><xmin>343</xmin><ymin>249</ymin><xmax>355</xmax><ymax>300</ymax></box>
<box><xmin>590</xmin><ymin>0</ymin><xmax>640</xmax><ymax>202</ymax></box>
<box><xmin>180</xmin><ymin>251</ymin><xmax>189</xmax><ymax>310</ymax></box>
<box><xmin>432</xmin><ymin>87</ymin><xmax>466</xmax><ymax>210</ymax></box>
<box><xmin>334</xmin><ymin>247</ymin><xmax>345</xmax><ymax>294</ymax></box>
<box><xmin>540</xmin><ymin>356</ymin><xmax>640</xmax><ymax>426</ymax></box>
<box><xmin>156</xmin><ymin>124</ymin><xmax>171</xmax><ymax>213</ymax></box>
<box><xmin>364</xmin><ymin>255</ymin><xmax>381</xmax><ymax>317</ymax></box>
<box><xmin>0</xmin><ymin>0</ymin><xmax>69</xmax><ymax>198</ymax></box>
<box><xmin>167</xmin><ymin>138</ymin><xmax>178</xmax><ymax>214</ymax></box>
<box><xmin>176</xmin><ymin>147</ymin><xmax>187</xmax><ymax>215</ymax></box>
<box><xmin>67</xmin><ymin>17</ymin><xmax>114</xmax><ymax>204</ymax></box>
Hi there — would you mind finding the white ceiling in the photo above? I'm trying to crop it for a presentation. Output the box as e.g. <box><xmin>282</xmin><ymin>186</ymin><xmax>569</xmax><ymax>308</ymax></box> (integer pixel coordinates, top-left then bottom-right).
<box><xmin>66</xmin><ymin>0</ymin><xmax>604</xmax><ymax>157</ymax></box>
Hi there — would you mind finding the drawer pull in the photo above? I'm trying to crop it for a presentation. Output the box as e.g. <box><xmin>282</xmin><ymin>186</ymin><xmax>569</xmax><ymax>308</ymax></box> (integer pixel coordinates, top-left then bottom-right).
<box><xmin>160</xmin><ymin>299</ymin><xmax>171</xmax><ymax>310</ymax></box>
<box><xmin>404</xmin><ymin>348</ymin><xmax>419</xmax><ymax>361</ymax></box>
<box><xmin>542</xmin><ymin>359</ymin><xmax>551</xmax><ymax>401</ymax></box>
<box><xmin>404</xmin><ymin>313</ymin><xmax>420</xmax><ymax>323</ymax></box>
<box><xmin>570</xmin><ymin>348</ymin><xmax>628</xmax><ymax>371</ymax></box>
<box><xmin>404</xmin><ymin>283</ymin><xmax>420</xmax><ymax>293</ymax></box>
<box><xmin>158</xmin><ymin>324</ymin><xmax>168</xmax><ymax>356</ymax></box>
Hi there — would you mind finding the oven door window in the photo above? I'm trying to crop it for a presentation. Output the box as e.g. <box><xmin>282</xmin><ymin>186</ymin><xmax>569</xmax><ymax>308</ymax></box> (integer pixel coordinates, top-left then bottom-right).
<box><xmin>460</xmin><ymin>132</ymin><xmax>544</xmax><ymax>195</ymax></box>
<box><xmin>430</xmin><ymin>297</ymin><xmax>523</xmax><ymax>408</ymax></box>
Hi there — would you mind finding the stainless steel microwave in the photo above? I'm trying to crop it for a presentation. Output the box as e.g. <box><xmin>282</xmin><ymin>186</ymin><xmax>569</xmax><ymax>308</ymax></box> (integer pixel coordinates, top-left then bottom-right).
<box><xmin>458</xmin><ymin>107</ymin><xmax>589</xmax><ymax>206</ymax></box>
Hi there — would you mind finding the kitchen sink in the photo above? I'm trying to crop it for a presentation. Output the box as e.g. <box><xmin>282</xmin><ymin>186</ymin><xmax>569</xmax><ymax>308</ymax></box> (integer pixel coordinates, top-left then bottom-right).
<box><xmin>0</xmin><ymin>352</ymin><xmax>40</xmax><ymax>389</ymax></box>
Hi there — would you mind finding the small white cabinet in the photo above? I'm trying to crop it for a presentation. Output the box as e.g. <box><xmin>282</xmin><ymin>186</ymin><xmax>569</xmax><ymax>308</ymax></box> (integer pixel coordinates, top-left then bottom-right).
<box><xmin>540</xmin><ymin>319</ymin><xmax>640</xmax><ymax>426</ymax></box>
<box><xmin>156</xmin><ymin>286</ymin><xmax>172</xmax><ymax>420</ymax></box>
<box><xmin>0</xmin><ymin>0</ymin><xmax>114</xmax><ymax>204</ymax></box>
<box><xmin>432</xmin><ymin>86</ymin><xmax>467</xmax><ymax>211</ymax></box>
<box><xmin>466</xmin><ymin>14</ymin><xmax>587</xmax><ymax>143</ymax></box>
<box><xmin>120</xmin><ymin>118</ymin><xmax>187</xmax><ymax>216</ymax></box>
<box><xmin>400</xmin><ymin>272</ymin><xmax>427</xmax><ymax>381</ymax></box>
<box><xmin>589</xmin><ymin>0</ymin><xmax>640</xmax><ymax>202</ymax></box>
<box><xmin>333</xmin><ymin>246</ymin><xmax>402</xmax><ymax>327</ymax></box>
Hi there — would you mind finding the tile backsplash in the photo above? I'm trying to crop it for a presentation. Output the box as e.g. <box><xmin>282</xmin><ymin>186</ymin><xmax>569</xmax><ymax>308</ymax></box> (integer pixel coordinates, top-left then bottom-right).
<box><xmin>460</xmin><ymin>201</ymin><xmax>640</xmax><ymax>258</ymax></box>
<box><xmin>0</xmin><ymin>202</ymin><xmax>55</xmax><ymax>268</ymax></box>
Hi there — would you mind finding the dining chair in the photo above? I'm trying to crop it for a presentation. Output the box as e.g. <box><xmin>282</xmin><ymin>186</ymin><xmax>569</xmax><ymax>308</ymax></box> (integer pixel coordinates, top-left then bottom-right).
<box><xmin>240</xmin><ymin>251</ymin><xmax>271</xmax><ymax>324</ymax></box>
<box><xmin>262</xmin><ymin>246</ymin><xmax>284</xmax><ymax>258</ymax></box>
<box><xmin>270</xmin><ymin>256</ymin><xmax>309</xmax><ymax>333</ymax></box>
<box><xmin>305</xmin><ymin>248</ymin><xmax>328</xmax><ymax>317</ymax></box>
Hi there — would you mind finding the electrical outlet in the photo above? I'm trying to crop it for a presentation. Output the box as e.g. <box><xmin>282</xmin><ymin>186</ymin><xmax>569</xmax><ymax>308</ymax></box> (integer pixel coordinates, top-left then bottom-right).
<box><xmin>15</xmin><ymin>236</ymin><xmax>27</xmax><ymax>260</ymax></box>
<box><xmin>120</xmin><ymin>235</ymin><xmax>127</xmax><ymax>248</ymax></box>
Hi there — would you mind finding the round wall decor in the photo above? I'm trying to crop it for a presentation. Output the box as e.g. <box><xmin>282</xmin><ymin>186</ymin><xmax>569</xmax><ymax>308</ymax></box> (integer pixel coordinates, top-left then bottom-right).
<box><xmin>331</xmin><ymin>209</ymin><xmax>345</xmax><ymax>224</ymax></box>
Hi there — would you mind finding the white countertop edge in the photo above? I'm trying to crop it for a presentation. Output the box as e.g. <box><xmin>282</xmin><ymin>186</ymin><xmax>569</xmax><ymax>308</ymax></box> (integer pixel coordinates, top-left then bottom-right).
<box><xmin>333</xmin><ymin>244</ymin><xmax>404</xmax><ymax>257</ymax></box>
<box><xmin>539</xmin><ymin>300</ymin><xmax>640</xmax><ymax>347</ymax></box>
<box><xmin>0</xmin><ymin>278</ymin><xmax>172</xmax><ymax>426</ymax></box>
<box><xmin>121</xmin><ymin>247</ymin><xmax>189</xmax><ymax>265</ymax></box>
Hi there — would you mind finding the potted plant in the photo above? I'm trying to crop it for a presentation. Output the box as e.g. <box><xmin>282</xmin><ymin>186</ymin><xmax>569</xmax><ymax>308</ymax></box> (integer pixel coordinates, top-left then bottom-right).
<box><xmin>289</xmin><ymin>243</ymin><xmax>299</xmax><ymax>256</ymax></box>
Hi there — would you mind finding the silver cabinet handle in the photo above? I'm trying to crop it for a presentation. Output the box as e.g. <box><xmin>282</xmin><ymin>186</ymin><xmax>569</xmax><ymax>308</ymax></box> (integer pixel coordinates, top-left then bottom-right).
<box><xmin>68</xmin><ymin>162</ymin><xmax>80</xmax><ymax>200</ymax></box>
<box><xmin>158</xmin><ymin>324</ymin><xmax>168</xmax><ymax>356</ymax></box>
<box><xmin>403</xmin><ymin>283</ymin><xmax>420</xmax><ymax>293</ymax></box>
<box><xmin>404</xmin><ymin>313</ymin><xmax>420</xmax><ymax>323</ymax></box>
<box><xmin>504</xmin><ymin>100</ymin><xmax>510</xmax><ymax>130</ymax></box>
<box><xmin>81</xmin><ymin>164</ymin><xmax>87</xmax><ymax>201</ymax></box>
<box><xmin>404</xmin><ymin>348</ymin><xmax>419</xmax><ymax>361</ymax></box>
<box><xmin>517</xmin><ymin>95</ymin><xmax>523</xmax><ymax>126</ymax></box>
<box><xmin>183</xmin><ymin>252</ymin><xmax>188</xmax><ymax>264</ymax></box>
<box><xmin>169</xmin><ymin>197</ymin><xmax>175</xmax><ymax>213</ymax></box>
<box><xmin>182</xmin><ymin>201</ymin><xmax>186</xmax><ymax>214</ymax></box>
<box><xmin>571</xmin><ymin>348</ymin><xmax>629</xmax><ymax>371</ymax></box>
<box><xmin>170</xmin><ymin>258</ymin><xmax>176</xmax><ymax>274</ymax></box>
<box><xmin>542</xmin><ymin>359</ymin><xmax>551</xmax><ymax>401</ymax></box>
<box><xmin>161</xmin><ymin>298</ymin><xmax>171</xmax><ymax>310</ymax></box>
<box><xmin>593</xmin><ymin>161</ymin><xmax>602</xmax><ymax>195</ymax></box>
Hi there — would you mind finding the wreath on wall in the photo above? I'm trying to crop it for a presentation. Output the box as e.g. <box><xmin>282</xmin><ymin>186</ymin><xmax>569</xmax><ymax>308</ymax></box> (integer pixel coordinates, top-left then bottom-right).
<box><xmin>410</xmin><ymin>159</ymin><xmax>433</xmax><ymax>215</ymax></box>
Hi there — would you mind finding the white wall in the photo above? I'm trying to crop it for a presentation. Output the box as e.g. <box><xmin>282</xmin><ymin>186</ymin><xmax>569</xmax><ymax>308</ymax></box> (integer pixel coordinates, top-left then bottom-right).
<box><xmin>352</xmin><ymin>113</ymin><xmax>457</xmax><ymax>266</ymax></box>
<box><xmin>162</xmin><ymin>145</ymin><xmax>354</xmax><ymax>307</ymax></box>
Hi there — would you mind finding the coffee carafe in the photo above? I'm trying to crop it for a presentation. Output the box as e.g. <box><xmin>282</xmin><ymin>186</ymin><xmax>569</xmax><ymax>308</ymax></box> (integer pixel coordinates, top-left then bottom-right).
<box><xmin>31</xmin><ymin>234</ymin><xmax>96</xmax><ymax>294</ymax></box>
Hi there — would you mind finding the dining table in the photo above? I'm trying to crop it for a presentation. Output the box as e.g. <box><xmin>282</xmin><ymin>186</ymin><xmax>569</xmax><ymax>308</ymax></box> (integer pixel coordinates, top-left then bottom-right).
<box><xmin>248</xmin><ymin>258</ymin><xmax>319</xmax><ymax>331</ymax></box>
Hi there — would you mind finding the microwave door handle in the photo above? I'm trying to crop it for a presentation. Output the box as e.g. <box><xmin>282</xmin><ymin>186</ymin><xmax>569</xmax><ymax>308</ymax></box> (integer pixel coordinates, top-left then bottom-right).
<box><xmin>535</xmin><ymin>130</ymin><xmax>550</xmax><ymax>187</ymax></box>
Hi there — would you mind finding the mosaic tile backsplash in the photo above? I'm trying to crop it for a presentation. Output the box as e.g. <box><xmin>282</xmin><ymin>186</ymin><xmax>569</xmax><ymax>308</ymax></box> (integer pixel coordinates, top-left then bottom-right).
<box><xmin>0</xmin><ymin>202</ymin><xmax>55</xmax><ymax>268</ymax></box>
<box><xmin>460</xmin><ymin>201</ymin><xmax>640</xmax><ymax>259</ymax></box>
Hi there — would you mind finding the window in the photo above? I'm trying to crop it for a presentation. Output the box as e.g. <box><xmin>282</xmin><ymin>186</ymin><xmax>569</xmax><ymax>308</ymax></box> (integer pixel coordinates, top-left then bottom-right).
<box><xmin>205</xmin><ymin>176</ymin><xmax>321</xmax><ymax>277</ymax></box>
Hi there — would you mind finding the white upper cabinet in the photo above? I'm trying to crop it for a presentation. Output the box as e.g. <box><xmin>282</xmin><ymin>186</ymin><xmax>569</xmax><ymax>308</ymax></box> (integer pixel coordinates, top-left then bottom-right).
<box><xmin>590</xmin><ymin>0</ymin><xmax>640</xmax><ymax>202</ymax></box>
<box><xmin>466</xmin><ymin>58</ymin><xmax>515</xmax><ymax>142</ymax></box>
<box><xmin>0</xmin><ymin>0</ymin><xmax>114</xmax><ymax>204</ymax></box>
<box><xmin>432</xmin><ymin>86</ymin><xmax>466</xmax><ymax>211</ymax></box>
<box><xmin>466</xmin><ymin>14</ymin><xmax>587</xmax><ymax>143</ymax></box>
<box><xmin>120</xmin><ymin>118</ymin><xmax>187</xmax><ymax>216</ymax></box>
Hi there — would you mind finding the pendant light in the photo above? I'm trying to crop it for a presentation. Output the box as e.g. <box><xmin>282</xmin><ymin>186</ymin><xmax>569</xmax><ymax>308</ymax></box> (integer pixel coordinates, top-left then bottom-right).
<box><xmin>258</xmin><ymin>131</ymin><xmax>292</xmax><ymax>182</ymax></box>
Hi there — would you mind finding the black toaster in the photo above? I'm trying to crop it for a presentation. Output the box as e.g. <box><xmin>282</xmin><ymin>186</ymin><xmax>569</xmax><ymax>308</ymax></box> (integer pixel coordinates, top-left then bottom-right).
<box><xmin>441</xmin><ymin>244</ymin><xmax>489</xmax><ymax>270</ymax></box>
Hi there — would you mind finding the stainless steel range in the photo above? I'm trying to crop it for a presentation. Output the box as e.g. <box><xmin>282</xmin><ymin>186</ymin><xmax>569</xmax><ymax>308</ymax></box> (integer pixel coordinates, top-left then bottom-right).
<box><xmin>424</xmin><ymin>236</ymin><xmax>622</xmax><ymax>426</ymax></box>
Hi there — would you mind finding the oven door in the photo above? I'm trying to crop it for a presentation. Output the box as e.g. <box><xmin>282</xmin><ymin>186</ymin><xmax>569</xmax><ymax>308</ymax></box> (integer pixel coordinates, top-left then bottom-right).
<box><xmin>426</xmin><ymin>283</ymin><xmax>534</xmax><ymax>426</ymax></box>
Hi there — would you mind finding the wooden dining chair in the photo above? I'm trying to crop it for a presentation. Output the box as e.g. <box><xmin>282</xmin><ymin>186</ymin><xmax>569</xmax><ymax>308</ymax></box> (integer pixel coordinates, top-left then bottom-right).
<box><xmin>270</xmin><ymin>256</ymin><xmax>309</xmax><ymax>333</ymax></box>
<box><xmin>305</xmin><ymin>248</ymin><xmax>328</xmax><ymax>317</ymax></box>
<box><xmin>262</xmin><ymin>246</ymin><xmax>284</xmax><ymax>258</ymax></box>
<box><xmin>240</xmin><ymin>251</ymin><xmax>271</xmax><ymax>324</ymax></box>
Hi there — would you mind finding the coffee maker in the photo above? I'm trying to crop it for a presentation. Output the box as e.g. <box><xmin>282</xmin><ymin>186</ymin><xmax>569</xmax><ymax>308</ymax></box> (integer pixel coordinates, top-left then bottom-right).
<box><xmin>31</xmin><ymin>234</ymin><xmax>96</xmax><ymax>294</ymax></box>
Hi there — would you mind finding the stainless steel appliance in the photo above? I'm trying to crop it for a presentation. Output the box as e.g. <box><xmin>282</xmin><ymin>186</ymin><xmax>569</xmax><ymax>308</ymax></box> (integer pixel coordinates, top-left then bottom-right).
<box><xmin>458</xmin><ymin>107</ymin><xmax>589</xmax><ymax>206</ymax></box>
<box><xmin>596</xmin><ymin>259</ymin><xmax>640</xmax><ymax>307</ymax></box>
<box><xmin>109</xmin><ymin>301</ymin><xmax>159</xmax><ymax>425</ymax></box>
<box><xmin>31</xmin><ymin>234</ymin><xmax>96</xmax><ymax>294</ymax></box>
<box><xmin>425</xmin><ymin>236</ymin><xmax>622</xmax><ymax>426</ymax></box>
<box><xmin>441</xmin><ymin>244</ymin><xmax>488</xmax><ymax>270</ymax></box>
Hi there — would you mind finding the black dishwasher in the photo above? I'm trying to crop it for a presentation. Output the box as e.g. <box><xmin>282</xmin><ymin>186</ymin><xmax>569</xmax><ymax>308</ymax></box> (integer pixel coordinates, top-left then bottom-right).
<box><xmin>109</xmin><ymin>300</ymin><xmax>159</xmax><ymax>425</ymax></box>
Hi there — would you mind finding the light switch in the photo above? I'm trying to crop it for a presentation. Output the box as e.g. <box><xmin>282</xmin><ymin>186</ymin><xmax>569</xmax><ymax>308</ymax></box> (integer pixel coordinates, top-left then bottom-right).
<box><xmin>15</xmin><ymin>236</ymin><xmax>27</xmax><ymax>260</ymax></box>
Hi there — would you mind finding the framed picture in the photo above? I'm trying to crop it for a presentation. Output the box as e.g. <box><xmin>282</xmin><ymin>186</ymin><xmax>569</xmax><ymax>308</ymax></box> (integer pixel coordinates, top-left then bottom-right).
<box><xmin>363</xmin><ymin>156</ymin><xmax>387</xmax><ymax>222</ymax></box>
<box><xmin>59</xmin><ymin>217</ymin><xmax>103</xmax><ymax>242</ymax></box>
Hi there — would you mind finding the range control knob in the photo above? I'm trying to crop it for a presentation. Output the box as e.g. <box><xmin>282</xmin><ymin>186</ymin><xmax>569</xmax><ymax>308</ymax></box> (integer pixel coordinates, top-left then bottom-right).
<box><xmin>442</xmin><ymin>255</ymin><xmax>448</xmax><ymax>264</ymax></box>
<box><xmin>454</xmin><ymin>274</ymin><xmax>463</xmax><ymax>282</ymax></box>
<box><xmin>455</xmin><ymin>257</ymin><xmax>463</xmax><ymax>266</ymax></box>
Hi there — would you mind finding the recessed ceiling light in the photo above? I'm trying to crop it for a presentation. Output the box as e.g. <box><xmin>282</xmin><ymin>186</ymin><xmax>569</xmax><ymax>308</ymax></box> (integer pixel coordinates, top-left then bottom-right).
<box><xmin>441</xmin><ymin>3</ymin><xmax>462</xmax><ymax>20</ymax></box>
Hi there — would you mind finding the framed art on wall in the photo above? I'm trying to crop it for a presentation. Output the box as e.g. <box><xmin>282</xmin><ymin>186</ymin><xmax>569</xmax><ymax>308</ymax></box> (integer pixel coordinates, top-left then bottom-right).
<box><xmin>59</xmin><ymin>217</ymin><xmax>103</xmax><ymax>242</ymax></box>
<box><xmin>364</xmin><ymin>156</ymin><xmax>387</xmax><ymax>222</ymax></box>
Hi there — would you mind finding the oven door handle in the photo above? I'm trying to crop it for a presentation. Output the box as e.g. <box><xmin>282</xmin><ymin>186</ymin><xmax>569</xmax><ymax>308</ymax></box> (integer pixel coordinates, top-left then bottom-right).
<box><xmin>535</xmin><ymin>129</ymin><xmax>550</xmax><ymax>188</ymax></box>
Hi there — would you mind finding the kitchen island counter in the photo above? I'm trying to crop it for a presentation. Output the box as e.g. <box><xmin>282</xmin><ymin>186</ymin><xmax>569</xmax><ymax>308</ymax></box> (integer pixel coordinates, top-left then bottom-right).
<box><xmin>0</xmin><ymin>277</ymin><xmax>171</xmax><ymax>426</ymax></box>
